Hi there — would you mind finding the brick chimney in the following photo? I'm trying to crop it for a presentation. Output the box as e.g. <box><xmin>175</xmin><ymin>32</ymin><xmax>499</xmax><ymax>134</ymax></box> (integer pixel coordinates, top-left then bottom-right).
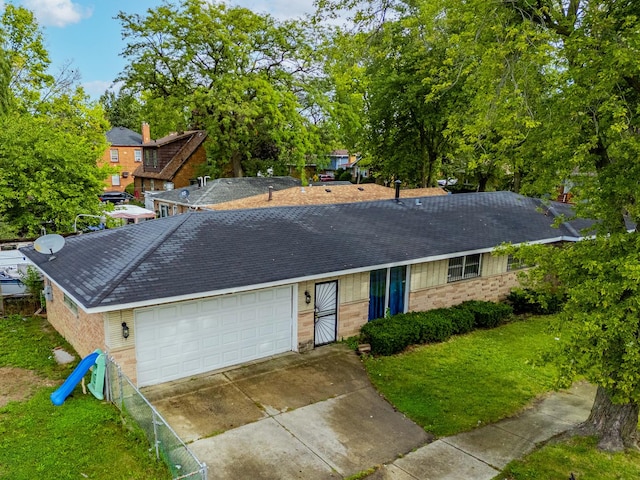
<box><xmin>141</xmin><ymin>122</ymin><xmax>151</xmax><ymax>144</ymax></box>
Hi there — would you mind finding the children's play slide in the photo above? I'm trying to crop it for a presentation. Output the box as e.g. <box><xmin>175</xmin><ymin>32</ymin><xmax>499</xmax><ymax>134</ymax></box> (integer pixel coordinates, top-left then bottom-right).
<box><xmin>50</xmin><ymin>349</ymin><xmax>104</xmax><ymax>406</ymax></box>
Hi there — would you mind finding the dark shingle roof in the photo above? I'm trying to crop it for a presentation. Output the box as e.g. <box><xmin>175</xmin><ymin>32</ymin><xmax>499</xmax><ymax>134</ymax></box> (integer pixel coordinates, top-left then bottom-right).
<box><xmin>150</xmin><ymin>176</ymin><xmax>302</xmax><ymax>206</ymax></box>
<box><xmin>21</xmin><ymin>192</ymin><xmax>583</xmax><ymax>312</ymax></box>
<box><xmin>106</xmin><ymin>127</ymin><xmax>142</xmax><ymax>146</ymax></box>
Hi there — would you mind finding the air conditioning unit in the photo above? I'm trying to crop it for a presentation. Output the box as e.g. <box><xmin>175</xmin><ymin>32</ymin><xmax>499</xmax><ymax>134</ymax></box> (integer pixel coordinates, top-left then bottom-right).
<box><xmin>122</xmin><ymin>172</ymin><xmax>129</xmax><ymax>178</ymax></box>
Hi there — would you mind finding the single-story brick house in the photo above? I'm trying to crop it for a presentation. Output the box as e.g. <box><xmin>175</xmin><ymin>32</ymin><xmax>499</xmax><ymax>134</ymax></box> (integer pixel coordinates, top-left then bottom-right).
<box><xmin>22</xmin><ymin>192</ymin><xmax>584</xmax><ymax>387</ymax></box>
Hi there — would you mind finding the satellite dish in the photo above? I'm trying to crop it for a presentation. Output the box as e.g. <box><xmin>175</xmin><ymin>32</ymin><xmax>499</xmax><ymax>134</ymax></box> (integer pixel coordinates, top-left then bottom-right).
<box><xmin>179</xmin><ymin>189</ymin><xmax>190</xmax><ymax>202</ymax></box>
<box><xmin>34</xmin><ymin>234</ymin><xmax>65</xmax><ymax>261</ymax></box>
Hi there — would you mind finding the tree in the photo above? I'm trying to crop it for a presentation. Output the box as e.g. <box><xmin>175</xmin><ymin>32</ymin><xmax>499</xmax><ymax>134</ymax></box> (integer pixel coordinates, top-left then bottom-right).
<box><xmin>99</xmin><ymin>89</ymin><xmax>143</xmax><ymax>130</ymax></box>
<box><xmin>320</xmin><ymin>0</ymin><xmax>640</xmax><ymax>450</ymax></box>
<box><xmin>0</xmin><ymin>93</ymin><xmax>110</xmax><ymax>237</ymax></box>
<box><xmin>0</xmin><ymin>5</ymin><xmax>112</xmax><ymax>238</ymax></box>
<box><xmin>117</xmin><ymin>0</ymin><xmax>330</xmax><ymax>180</ymax></box>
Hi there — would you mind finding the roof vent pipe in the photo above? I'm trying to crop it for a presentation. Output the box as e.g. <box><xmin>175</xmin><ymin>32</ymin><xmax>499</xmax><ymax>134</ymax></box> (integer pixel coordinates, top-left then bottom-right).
<box><xmin>268</xmin><ymin>186</ymin><xmax>273</xmax><ymax>201</ymax></box>
<box><xmin>395</xmin><ymin>179</ymin><xmax>402</xmax><ymax>201</ymax></box>
<box><xmin>203</xmin><ymin>175</ymin><xmax>210</xmax><ymax>186</ymax></box>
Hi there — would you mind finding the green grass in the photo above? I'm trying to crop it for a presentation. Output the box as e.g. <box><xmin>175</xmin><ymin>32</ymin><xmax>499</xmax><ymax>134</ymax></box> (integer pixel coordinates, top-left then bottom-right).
<box><xmin>0</xmin><ymin>315</ymin><xmax>76</xmax><ymax>379</ymax></box>
<box><xmin>364</xmin><ymin>316</ymin><xmax>559</xmax><ymax>437</ymax></box>
<box><xmin>497</xmin><ymin>436</ymin><xmax>640</xmax><ymax>479</ymax></box>
<box><xmin>0</xmin><ymin>315</ymin><xmax>170</xmax><ymax>479</ymax></box>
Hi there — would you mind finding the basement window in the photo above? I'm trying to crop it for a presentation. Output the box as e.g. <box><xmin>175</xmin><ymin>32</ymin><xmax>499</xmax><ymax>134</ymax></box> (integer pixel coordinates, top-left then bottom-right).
<box><xmin>447</xmin><ymin>254</ymin><xmax>481</xmax><ymax>282</ymax></box>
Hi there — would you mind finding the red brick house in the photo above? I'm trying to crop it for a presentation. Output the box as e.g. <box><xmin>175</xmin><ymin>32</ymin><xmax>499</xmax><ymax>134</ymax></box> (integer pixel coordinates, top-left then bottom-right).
<box><xmin>100</xmin><ymin>127</ymin><xmax>143</xmax><ymax>192</ymax></box>
<box><xmin>132</xmin><ymin>123</ymin><xmax>208</xmax><ymax>198</ymax></box>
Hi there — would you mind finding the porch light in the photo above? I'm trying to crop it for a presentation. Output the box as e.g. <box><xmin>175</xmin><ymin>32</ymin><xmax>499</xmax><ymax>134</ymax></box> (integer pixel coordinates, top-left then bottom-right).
<box><xmin>121</xmin><ymin>322</ymin><xmax>130</xmax><ymax>339</ymax></box>
<box><xmin>305</xmin><ymin>291</ymin><xmax>311</xmax><ymax>304</ymax></box>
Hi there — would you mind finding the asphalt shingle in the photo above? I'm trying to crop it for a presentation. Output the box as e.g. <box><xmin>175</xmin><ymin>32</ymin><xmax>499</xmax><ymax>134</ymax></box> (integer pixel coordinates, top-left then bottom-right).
<box><xmin>22</xmin><ymin>192</ymin><xmax>585</xmax><ymax>311</ymax></box>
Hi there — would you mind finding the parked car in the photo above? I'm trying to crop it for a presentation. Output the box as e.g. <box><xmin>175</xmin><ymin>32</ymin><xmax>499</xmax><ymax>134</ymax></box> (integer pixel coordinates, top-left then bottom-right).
<box><xmin>437</xmin><ymin>178</ymin><xmax>458</xmax><ymax>187</ymax></box>
<box><xmin>99</xmin><ymin>191</ymin><xmax>134</xmax><ymax>204</ymax></box>
<box><xmin>319</xmin><ymin>174</ymin><xmax>335</xmax><ymax>182</ymax></box>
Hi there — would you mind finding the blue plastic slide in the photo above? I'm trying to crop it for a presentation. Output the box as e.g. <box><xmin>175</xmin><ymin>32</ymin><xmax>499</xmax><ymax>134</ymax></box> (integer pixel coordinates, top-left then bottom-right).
<box><xmin>50</xmin><ymin>350</ymin><xmax>100</xmax><ymax>406</ymax></box>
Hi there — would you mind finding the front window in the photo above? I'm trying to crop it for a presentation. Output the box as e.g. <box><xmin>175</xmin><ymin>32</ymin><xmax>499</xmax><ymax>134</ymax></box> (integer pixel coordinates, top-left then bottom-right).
<box><xmin>134</xmin><ymin>149</ymin><xmax>142</xmax><ymax>162</ymax></box>
<box><xmin>368</xmin><ymin>265</ymin><xmax>408</xmax><ymax>320</ymax></box>
<box><xmin>111</xmin><ymin>174</ymin><xmax>120</xmax><ymax>186</ymax></box>
<box><xmin>507</xmin><ymin>254</ymin><xmax>526</xmax><ymax>271</ymax></box>
<box><xmin>159</xmin><ymin>205</ymin><xmax>169</xmax><ymax>217</ymax></box>
<box><xmin>447</xmin><ymin>254</ymin><xmax>481</xmax><ymax>282</ymax></box>
<box><xmin>110</xmin><ymin>149</ymin><xmax>119</xmax><ymax>162</ymax></box>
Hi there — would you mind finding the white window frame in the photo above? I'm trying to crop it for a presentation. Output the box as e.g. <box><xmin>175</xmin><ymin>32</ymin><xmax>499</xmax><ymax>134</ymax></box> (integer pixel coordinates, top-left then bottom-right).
<box><xmin>110</xmin><ymin>149</ymin><xmax>119</xmax><ymax>162</ymax></box>
<box><xmin>63</xmin><ymin>293</ymin><xmax>78</xmax><ymax>317</ymax></box>
<box><xmin>134</xmin><ymin>149</ymin><xmax>142</xmax><ymax>162</ymax></box>
<box><xmin>159</xmin><ymin>204</ymin><xmax>169</xmax><ymax>218</ymax></box>
<box><xmin>111</xmin><ymin>174</ymin><xmax>121</xmax><ymax>186</ymax></box>
<box><xmin>447</xmin><ymin>254</ymin><xmax>482</xmax><ymax>282</ymax></box>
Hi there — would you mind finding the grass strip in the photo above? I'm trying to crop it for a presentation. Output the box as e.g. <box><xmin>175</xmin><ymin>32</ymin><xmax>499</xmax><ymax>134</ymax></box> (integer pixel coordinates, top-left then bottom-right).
<box><xmin>497</xmin><ymin>436</ymin><xmax>640</xmax><ymax>479</ymax></box>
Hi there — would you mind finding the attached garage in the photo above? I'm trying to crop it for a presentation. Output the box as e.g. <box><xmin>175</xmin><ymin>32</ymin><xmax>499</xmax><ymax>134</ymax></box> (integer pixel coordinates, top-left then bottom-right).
<box><xmin>135</xmin><ymin>286</ymin><xmax>295</xmax><ymax>386</ymax></box>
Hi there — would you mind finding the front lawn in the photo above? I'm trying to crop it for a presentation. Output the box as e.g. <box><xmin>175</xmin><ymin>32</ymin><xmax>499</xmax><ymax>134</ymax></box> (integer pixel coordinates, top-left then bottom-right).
<box><xmin>0</xmin><ymin>315</ymin><xmax>169</xmax><ymax>480</ymax></box>
<box><xmin>497</xmin><ymin>436</ymin><xmax>640</xmax><ymax>479</ymax></box>
<box><xmin>363</xmin><ymin>315</ymin><xmax>559</xmax><ymax>437</ymax></box>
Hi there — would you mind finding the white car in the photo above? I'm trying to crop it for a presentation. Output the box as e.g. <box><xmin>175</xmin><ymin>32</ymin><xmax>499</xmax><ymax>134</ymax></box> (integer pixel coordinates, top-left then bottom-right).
<box><xmin>437</xmin><ymin>178</ymin><xmax>458</xmax><ymax>187</ymax></box>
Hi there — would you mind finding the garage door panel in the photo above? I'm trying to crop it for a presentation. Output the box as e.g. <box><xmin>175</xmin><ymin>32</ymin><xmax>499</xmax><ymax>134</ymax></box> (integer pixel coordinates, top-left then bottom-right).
<box><xmin>136</xmin><ymin>286</ymin><xmax>294</xmax><ymax>387</ymax></box>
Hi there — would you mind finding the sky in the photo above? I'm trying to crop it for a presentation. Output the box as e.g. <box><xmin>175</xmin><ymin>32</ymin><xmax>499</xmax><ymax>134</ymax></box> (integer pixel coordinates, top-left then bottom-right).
<box><xmin>9</xmin><ymin>0</ymin><xmax>317</xmax><ymax>98</ymax></box>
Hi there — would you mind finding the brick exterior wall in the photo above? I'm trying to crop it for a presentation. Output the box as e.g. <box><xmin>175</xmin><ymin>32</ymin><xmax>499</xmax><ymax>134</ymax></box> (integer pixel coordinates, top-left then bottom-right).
<box><xmin>338</xmin><ymin>300</ymin><xmax>369</xmax><ymax>339</ymax></box>
<box><xmin>99</xmin><ymin>146</ymin><xmax>142</xmax><ymax>192</ymax></box>
<box><xmin>409</xmin><ymin>272</ymin><xmax>520</xmax><ymax>311</ymax></box>
<box><xmin>46</xmin><ymin>283</ymin><xmax>106</xmax><ymax>358</ymax></box>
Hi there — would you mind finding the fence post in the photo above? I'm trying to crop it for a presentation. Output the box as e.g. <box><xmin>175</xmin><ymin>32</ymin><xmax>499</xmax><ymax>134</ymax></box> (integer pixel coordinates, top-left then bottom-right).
<box><xmin>118</xmin><ymin>364</ymin><xmax>124</xmax><ymax>410</ymax></box>
<box><xmin>152</xmin><ymin>409</ymin><xmax>160</xmax><ymax>460</ymax></box>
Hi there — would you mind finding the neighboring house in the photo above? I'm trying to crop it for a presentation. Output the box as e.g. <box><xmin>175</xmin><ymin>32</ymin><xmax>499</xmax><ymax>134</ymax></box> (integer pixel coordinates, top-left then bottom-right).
<box><xmin>101</xmin><ymin>127</ymin><xmax>144</xmax><ymax>192</ymax></box>
<box><xmin>151</xmin><ymin>176</ymin><xmax>301</xmax><ymax>217</ymax></box>
<box><xmin>132</xmin><ymin>124</ymin><xmax>208</xmax><ymax>199</ymax></box>
<box><xmin>22</xmin><ymin>192</ymin><xmax>586</xmax><ymax>388</ymax></box>
<box><xmin>208</xmin><ymin>184</ymin><xmax>446</xmax><ymax>211</ymax></box>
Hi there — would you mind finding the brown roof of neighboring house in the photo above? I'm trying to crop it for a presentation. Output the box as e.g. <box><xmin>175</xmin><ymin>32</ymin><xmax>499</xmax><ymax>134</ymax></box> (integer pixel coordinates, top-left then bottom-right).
<box><xmin>133</xmin><ymin>130</ymin><xmax>207</xmax><ymax>181</ymax></box>
<box><xmin>207</xmin><ymin>184</ymin><xmax>447</xmax><ymax>211</ymax></box>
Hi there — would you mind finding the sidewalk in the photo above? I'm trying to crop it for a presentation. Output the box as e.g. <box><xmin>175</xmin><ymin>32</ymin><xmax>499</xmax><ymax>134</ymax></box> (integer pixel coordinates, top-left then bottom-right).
<box><xmin>369</xmin><ymin>382</ymin><xmax>596</xmax><ymax>480</ymax></box>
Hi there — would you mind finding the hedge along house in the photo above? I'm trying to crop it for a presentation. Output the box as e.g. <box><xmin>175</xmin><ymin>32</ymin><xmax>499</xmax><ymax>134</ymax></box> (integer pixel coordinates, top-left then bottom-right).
<box><xmin>22</xmin><ymin>192</ymin><xmax>585</xmax><ymax>387</ymax></box>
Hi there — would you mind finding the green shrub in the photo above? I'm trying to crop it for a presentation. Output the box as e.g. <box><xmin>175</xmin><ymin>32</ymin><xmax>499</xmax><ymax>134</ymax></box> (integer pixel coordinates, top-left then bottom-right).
<box><xmin>361</xmin><ymin>311</ymin><xmax>454</xmax><ymax>355</ymax></box>
<box><xmin>507</xmin><ymin>288</ymin><xmax>565</xmax><ymax>315</ymax></box>
<box><xmin>414</xmin><ymin>311</ymin><xmax>454</xmax><ymax>343</ymax></box>
<box><xmin>361</xmin><ymin>316</ymin><xmax>417</xmax><ymax>356</ymax></box>
<box><xmin>445</xmin><ymin>306</ymin><xmax>476</xmax><ymax>334</ymax></box>
<box><xmin>459</xmin><ymin>300</ymin><xmax>513</xmax><ymax>329</ymax></box>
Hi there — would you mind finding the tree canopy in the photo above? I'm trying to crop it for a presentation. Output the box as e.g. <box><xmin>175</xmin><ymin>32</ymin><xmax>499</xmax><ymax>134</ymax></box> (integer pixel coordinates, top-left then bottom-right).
<box><xmin>321</xmin><ymin>0</ymin><xmax>640</xmax><ymax>450</ymax></box>
<box><xmin>117</xmin><ymin>0</ymin><xmax>332</xmax><ymax>180</ymax></box>
<box><xmin>0</xmin><ymin>5</ymin><xmax>109</xmax><ymax>237</ymax></box>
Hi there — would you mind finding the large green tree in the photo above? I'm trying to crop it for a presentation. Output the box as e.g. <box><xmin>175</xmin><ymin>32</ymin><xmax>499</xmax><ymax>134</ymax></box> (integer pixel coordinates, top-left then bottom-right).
<box><xmin>319</xmin><ymin>0</ymin><xmax>640</xmax><ymax>450</ymax></box>
<box><xmin>117</xmin><ymin>0</ymin><xmax>330</xmax><ymax>179</ymax></box>
<box><xmin>0</xmin><ymin>5</ymin><xmax>110</xmax><ymax>237</ymax></box>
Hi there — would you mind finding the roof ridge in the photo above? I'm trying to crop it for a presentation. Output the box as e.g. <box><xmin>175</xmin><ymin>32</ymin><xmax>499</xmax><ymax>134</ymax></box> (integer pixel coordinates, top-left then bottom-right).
<box><xmin>91</xmin><ymin>213</ymin><xmax>195</xmax><ymax>306</ymax></box>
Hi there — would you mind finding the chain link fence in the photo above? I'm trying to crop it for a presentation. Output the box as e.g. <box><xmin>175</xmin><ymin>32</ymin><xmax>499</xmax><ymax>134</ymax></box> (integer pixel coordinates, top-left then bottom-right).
<box><xmin>105</xmin><ymin>357</ymin><xmax>207</xmax><ymax>480</ymax></box>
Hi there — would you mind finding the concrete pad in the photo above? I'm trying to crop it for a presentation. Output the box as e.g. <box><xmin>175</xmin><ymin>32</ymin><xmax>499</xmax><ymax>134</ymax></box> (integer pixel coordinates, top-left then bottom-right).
<box><xmin>495</xmin><ymin>409</ymin><xmax>575</xmax><ymax>444</ymax></box>
<box><xmin>229</xmin><ymin>349</ymin><xmax>371</xmax><ymax>413</ymax></box>
<box><xmin>535</xmin><ymin>384</ymin><xmax>595</xmax><ymax>425</ymax></box>
<box><xmin>277</xmin><ymin>388</ymin><xmax>432</xmax><ymax>477</ymax></box>
<box><xmin>52</xmin><ymin>347</ymin><xmax>75</xmax><ymax>364</ymax></box>
<box><xmin>190</xmin><ymin>417</ymin><xmax>339</xmax><ymax>480</ymax></box>
<box><xmin>392</xmin><ymin>440</ymin><xmax>499</xmax><ymax>480</ymax></box>
<box><xmin>366</xmin><ymin>463</ymin><xmax>417</xmax><ymax>480</ymax></box>
<box><xmin>151</xmin><ymin>382</ymin><xmax>266</xmax><ymax>442</ymax></box>
<box><xmin>444</xmin><ymin>424</ymin><xmax>535</xmax><ymax>469</ymax></box>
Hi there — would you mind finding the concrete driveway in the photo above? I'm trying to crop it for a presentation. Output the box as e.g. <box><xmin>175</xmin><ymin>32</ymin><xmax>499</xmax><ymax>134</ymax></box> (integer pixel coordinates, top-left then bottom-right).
<box><xmin>142</xmin><ymin>344</ymin><xmax>432</xmax><ymax>479</ymax></box>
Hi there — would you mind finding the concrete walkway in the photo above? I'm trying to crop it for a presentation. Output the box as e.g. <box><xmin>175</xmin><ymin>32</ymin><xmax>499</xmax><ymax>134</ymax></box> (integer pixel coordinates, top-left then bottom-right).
<box><xmin>368</xmin><ymin>382</ymin><xmax>596</xmax><ymax>480</ymax></box>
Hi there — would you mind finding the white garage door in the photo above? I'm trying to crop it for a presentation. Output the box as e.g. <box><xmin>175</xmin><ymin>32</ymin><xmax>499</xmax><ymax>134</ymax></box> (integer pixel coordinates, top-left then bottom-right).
<box><xmin>135</xmin><ymin>286</ymin><xmax>294</xmax><ymax>387</ymax></box>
